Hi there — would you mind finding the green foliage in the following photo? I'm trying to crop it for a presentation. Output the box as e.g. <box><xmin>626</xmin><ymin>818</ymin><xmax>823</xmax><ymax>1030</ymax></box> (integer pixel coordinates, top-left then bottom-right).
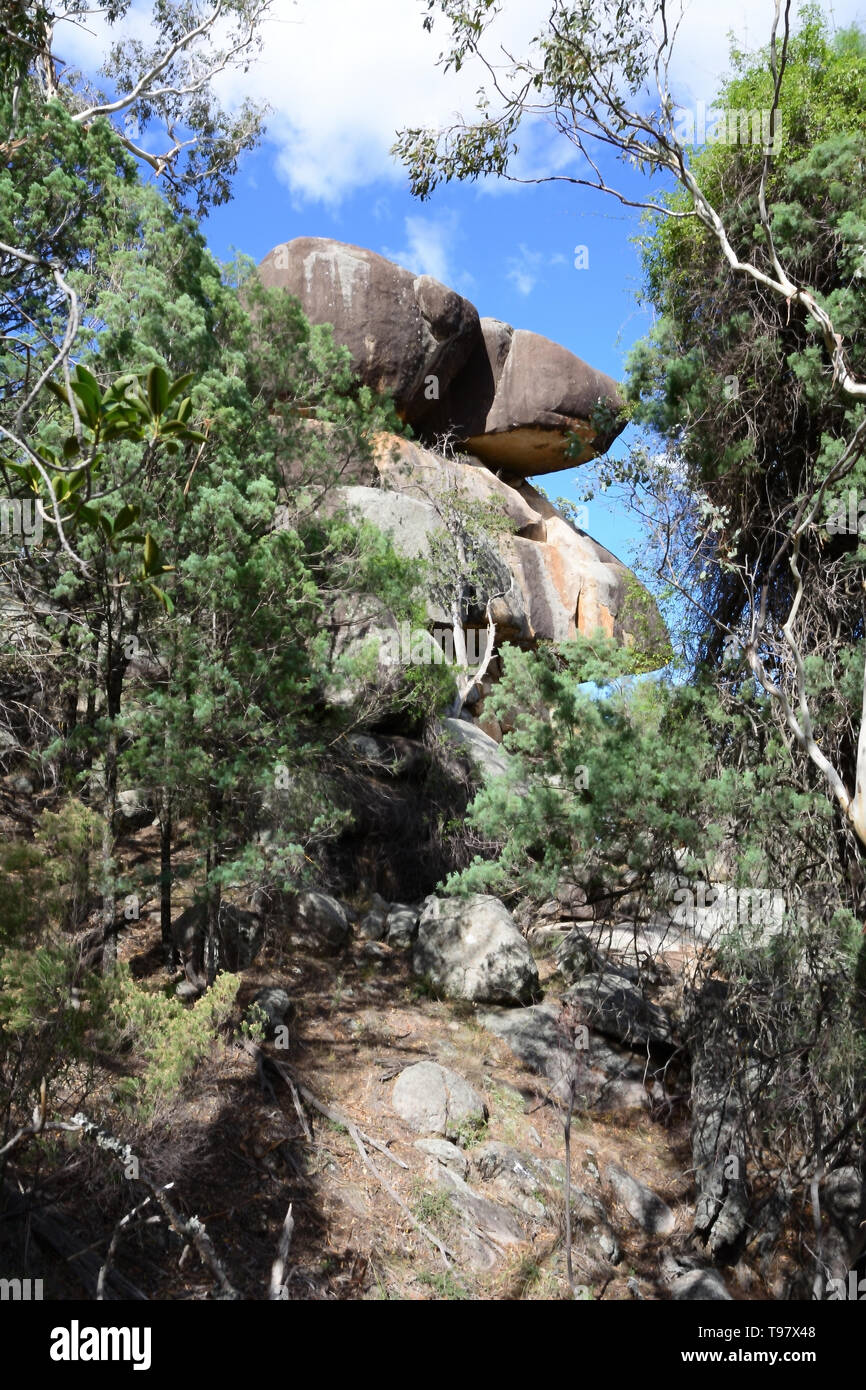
<box><xmin>102</xmin><ymin>968</ymin><xmax>239</xmax><ymax>1117</ymax></box>
<box><xmin>411</xmin><ymin>1182</ymin><xmax>455</xmax><ymax>1228</ymax></box>
<box><xmin>417</xmin><ymin>1268</ymin><xmax>469</xmax><ymax>1300</ymax></box>
<box><xmin>0</xmin><ymin>800</ymin><xmax>102</xmax><ymax>940</ymax></box>
<box><xmin>624</xmin><ymin>12</ymin><xmax>866</xmax><ymax>665</ymax></box>
<box><xmin>240</xmin><ymin>1001</ymin><xmax>269</xmax><ymax>1046</ymax></box>
<box><xmin>447</xmin><ymin>636</ymin><xmax>711</xmax><ymax>904</ymax></box>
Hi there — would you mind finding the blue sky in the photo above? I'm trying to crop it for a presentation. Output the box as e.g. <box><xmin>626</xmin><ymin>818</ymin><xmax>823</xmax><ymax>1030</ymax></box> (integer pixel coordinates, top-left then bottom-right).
<box><xmin>62</xmin><ymin>0</ymin><xmax>866</xmax><ymax>571</ymax></box>
<box><xmin>203</xmin><ymin>159</ymin><xmax>660</xmax><ymax>563</ymax></box>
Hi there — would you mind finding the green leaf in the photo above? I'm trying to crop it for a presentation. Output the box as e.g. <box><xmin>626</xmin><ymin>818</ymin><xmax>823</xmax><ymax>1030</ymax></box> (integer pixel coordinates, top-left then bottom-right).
<box><xmin>70</xmin><ymin>378</ymin><xmax>101</xmax><ymax>430</ymax></box>
<box><xmin>73</xmin><ymin>504</ymin><xmax>102</xmax><ymax>529</ymax></box>
<box><xmin>147</xmin><ymin>365</ymin><xmax>169</xmax><ymax>417</ymax></box>
<box><xmin>166</xmin><ymin>372</ymin><xmax>195</xmax><ymax>405</ymax></box>
<box><xmin>113</xmin><ymin>503</ymin><xmax>140</xmax><ymax>534</ymax></box>
<box><xmin>142</xmin><ymin>532</ymin><xmax>161</xmax><ymax>574</ymax></box>
<box><xmin>45</xmin><ymin>379</ymin><xmax>74</xmax><ymax>410</ymax></box>
<box><xmin>147</xmin><ymin>583</ymin><xmax>174</xmax><ymax>614</ymax></box>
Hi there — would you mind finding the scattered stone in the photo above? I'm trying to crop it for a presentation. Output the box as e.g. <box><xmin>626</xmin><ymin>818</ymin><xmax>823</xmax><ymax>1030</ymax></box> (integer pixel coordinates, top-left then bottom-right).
<box><xmin>287</xmin><ymin>891</ymin><xmax>351</xmax><ymax>953</ymax></box>
<box><xmin>605</xmin><ymin>1162</ymin><xmax>676</xmax><ymax>1236</ymax></box>
<box><xmin>359</xmin><ymin>892</ymin><xmax>389</xmax><ymax>940</ymax></box>
<box><xmin>360</xmin><ymin>940</ymin><xmax>389</xmax><ymax>961</ymax></box>
<box><xmin>669</xmin><ymin>1268</ymin><xmax>732</xmax><ymax>1301</ymax></box>
<box><xmin>660</xmin><ymin>1253</ymin><xmax>732</xmax><ymax>1301</ymax></box>
<box><xmin>386</xmin><ymin>904</ymin><xmax>419</xmax><ymax>949</ymax></box>
<box><xmin>433</xmin><ymin>1166</ymin><xmax>526</xmax><ymax>1250</ymax></box>
<box><xmin>414</xmin><ymin>1137</ymin><xmax>469</xmax><ymax>1180</ymax></box>
<box><xmin>557</xmin><ymin>931</ymin><xmax>677</xmax><ymax>1051</ymax></box>
<box><xmin>250</xmin><ymin>987</ymin><xmax>291</xmax><ymax>1036</ymax></box>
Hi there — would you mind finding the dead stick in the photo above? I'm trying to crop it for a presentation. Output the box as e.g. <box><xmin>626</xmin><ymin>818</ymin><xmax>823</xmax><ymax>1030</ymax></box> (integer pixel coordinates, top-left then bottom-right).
<box><xmin>268</xmin><ymin>1203</ymin><xmax>294</xmax><ymax>1299</ymax></box>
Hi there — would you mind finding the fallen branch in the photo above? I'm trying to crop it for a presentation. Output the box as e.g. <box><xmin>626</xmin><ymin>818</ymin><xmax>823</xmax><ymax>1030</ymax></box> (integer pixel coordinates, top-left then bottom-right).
<box><xmin>68</xmin><ymin>1113</ymin><xmax>240</xmax><ymax>1300</ymax></box>
<box><xmin>268</xmin><ymin>1203</ymin><xmax>294</xmax><ymax>1299</ymax></box>
<box><xmin>97</xmin><ymin>1194</ymin><xmax>160</xmax><ymax>1301</ymax></box>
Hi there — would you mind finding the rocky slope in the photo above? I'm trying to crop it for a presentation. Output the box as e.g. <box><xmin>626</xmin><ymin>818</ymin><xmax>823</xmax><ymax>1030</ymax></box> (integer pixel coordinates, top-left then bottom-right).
<box><xmin>44</xmin><ymin>828</ymin><xmax>858</xmax><ymax>1303</ymax></box>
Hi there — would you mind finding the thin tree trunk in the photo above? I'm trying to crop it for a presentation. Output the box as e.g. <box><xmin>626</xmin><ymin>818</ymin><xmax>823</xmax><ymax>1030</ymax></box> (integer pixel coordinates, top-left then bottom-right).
<box><xmin>205</xmin><ymin>788</ymin><xmax>223</xmax><ymax>987</ymax></box>
<box><xmin>100</xmin><ymin>604</ymin><xmax>126</xmax><ymax>974</ymax></box>
<box><xmin>100</xmin><ymin>722</ymin><xmax>118</xmax><ymax>973</ymax></box>
<box><xmin>563</xmin><ymin>1107</ymin><xmax>575</xmax><ymax>1297</ymax></box>
<box><xmin>159</xmin><ymin>784</ymin><xmax>174</xmax><ymax>969</ymax></box>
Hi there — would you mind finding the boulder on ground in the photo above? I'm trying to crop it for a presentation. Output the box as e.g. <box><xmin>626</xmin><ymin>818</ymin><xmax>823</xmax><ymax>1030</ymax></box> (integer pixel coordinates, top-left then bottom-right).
<box><xmin>385</xmin><ymin>903</ymin><xmax>419</xmax><ymax>949</ymax></box>
<box><xmin>249</xmin><ymin>987</ymin><xmax>292</xmax><ymax>1037</ymax></box>
<box><xmin>413</xmin><ymin>894</ymin><xmax>539</xmax><ymax>1005</ymax></box>
<box><xmin>172</xmin><ymin>901</ymin><xmax>264</xmax><ymax>992</ymax></box>
<box><xmin>359</xmin><ymin>892</ymin><xmax>389</xmax><ymax>941</ymax></box>
<box><xmin>392</xmin><ymin>1060</ymin><xmax>487</xmax><ymax>1141</ymax></box>
<box><xmin>562</xmin><ymin>956</ymin><xmax>678</xmax><ymax>1052</ymax></box>
<box><xmin>438</xmin><ymin>718</ymin><xmax>511</xmax><ymax>783</ymax></box>
<box><xmin>605</xmin><ymin>1161</ymin><xmax>676</xmax><ymax>1236</ymax></box>
<box><xmin>286</xmin><ymin>891</ymin><xmax>351</xmax><ymax>953</ymax></box>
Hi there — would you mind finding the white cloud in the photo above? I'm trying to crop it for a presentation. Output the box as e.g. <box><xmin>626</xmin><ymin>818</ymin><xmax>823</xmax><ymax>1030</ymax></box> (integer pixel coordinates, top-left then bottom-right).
<box><xmin>506</xmin><ymin>244</ymin><xmax>570</xmax><ymax>296</ymax></box>
<box><xmin>506</xmin><ymin>244</ymin><xmax>545</xmax><ymax>296</ymax></box>
<box><xmin>214</xmin><ymin>0</ymin><xmax>550</xmax><ymax>205</ymax></box>
<box><xmin>383</xmin><ymin>211</ymin><xmax>461</xmax><ymax>282</ymax></box>
<box><xmin>53</xmin><ymin>0</ymin><xmax>866</xmax><ymax>207</ymax></box>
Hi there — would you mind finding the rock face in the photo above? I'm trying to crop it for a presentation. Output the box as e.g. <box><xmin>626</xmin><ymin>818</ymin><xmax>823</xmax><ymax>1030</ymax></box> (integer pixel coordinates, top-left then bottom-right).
<box><xmin>413</xmin><ymin>894</ymin><xmax>539</xmax><ymax>1005</ymax></box>
<box><xmin>606</xmin><ymin>1162</ymin><xmax>676</xmax><ymax>1236</ymax></box>
<box><xmin>258</xmin><ymin>237</ymin><xmax>622</xmax><ymax>477</ymax></box>
<box><xmin>687</xmin><ymin>980</ymin><xmax>749</xmax><ymax>1258</ymax></box>
<box><xmin>337</xmin><ymin>434</ymin><xmax>668</xmax><ymax>667</ymax></box>
<box><xmin>258</xmin><ymin>238</ymin><xmax>480</xmax><ymax>433</ymax></box>
<box><xmin>560</xmin><ymin>944</ymin><xmax>678</xmax><ymax>1051</ymax></box>
<box><xmin>438</xmin><ymin>718</ymin><xmax>511</xmax><ymax>783</ymax></box>
<box><xmin>261</xmin><ymin>240</ymin><xmax>669</xmax><ymax>693</ymax></box>
<box><xmin>480</xmin><ymin>1002</ymin><xmax>650</xmax><ymax>1113</ymax></box>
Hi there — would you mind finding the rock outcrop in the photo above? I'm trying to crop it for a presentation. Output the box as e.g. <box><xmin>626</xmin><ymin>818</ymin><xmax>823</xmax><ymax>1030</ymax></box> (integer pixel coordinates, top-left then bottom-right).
<box><xmin>259</xmin><ymin>237</ymin><xmax>623</xmax><ymax>476</ymax></box>
<box><xmin>258</xmin><ymin>237</ymin><xmax>480</xmax><ymax>433</ymax></box>
<box><xmin>326</xmin><ymin>434</ymin><xmax>669</xmax><ymax>720</ymax></box>
<box><xmin>261</xmin><ymin>238</ymin><xmax>669</xmax><ymax>703</ymax></box>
